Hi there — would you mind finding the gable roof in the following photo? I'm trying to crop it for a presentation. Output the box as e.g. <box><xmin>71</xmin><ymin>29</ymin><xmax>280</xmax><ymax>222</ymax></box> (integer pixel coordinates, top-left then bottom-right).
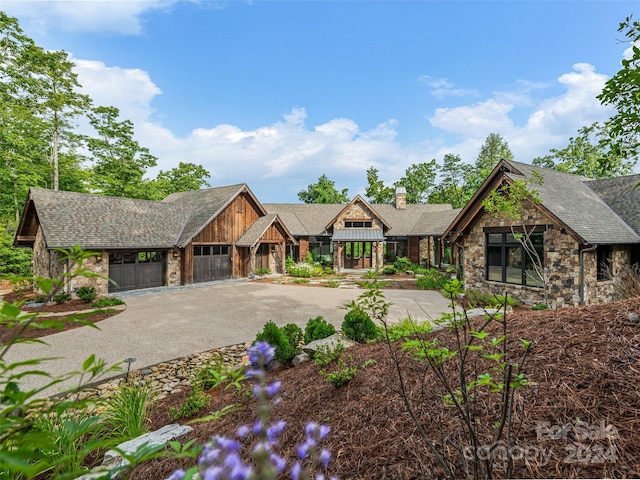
<box><xmin>323</xmin><ymin>195</ymin><xmax>391</xmax><ymax>231</ymax></box>
<box><xmin>18</xmin><ymin>188</ymin><xmax>190</xmax><ymax>249</ymax></box>
<box><xmin>586</xmin><ymin>174</ymin><xmax>640</xmax><ymax>237</ymax></box>
<box><xmin>163</xmin><ymin>184</ymin><xmax>265</xmax><ymax>247</ymax></box>
<box><xmin>264</xmin><ymin>202</ymin><xmax>456</xmax><ymax>237</ymax></box>
<box><xmin>236</xmin><ymin>214</ymin><xmax>297</xmax><ymax>248</ymax></box>
<box><xmin>443</xmin><ymin>159</ymin><xmax>640</xmax><ymax>245</ymax></box>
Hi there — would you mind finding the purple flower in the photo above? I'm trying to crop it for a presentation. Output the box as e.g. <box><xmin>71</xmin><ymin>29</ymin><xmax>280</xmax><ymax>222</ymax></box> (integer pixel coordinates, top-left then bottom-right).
<box><xmin>214</xmin><ymin>435</ymin><xmax>240</xmax><ymax>452</ymax></box>
<box><xmin>270</xmin><ymin>453</ymin><xmax>287</xmax><ymax>472</ymax></box>
<box><xmin>291</xmin><ymin>461</ymin><xmax>302</xmax><ymax>480</ymax></box>
<box><xmin>267</xmin><ymin>420</ymin><xmax>287</xmax><ymax>442</ymax></box>
<box><xmin>249</xmin><ymin>341</ymin><xmax>275</xmax><ymax>367</ymax></box>
<box><xmin>168</xmin><ymin>470</ymin><xmax>185</xmax><ymax>480</ymax></box>
<box><xmin>297</xmin><ymin>442</ymin><xmax>310</xmax><ymax>460</ymax></box>
<box><xmin>319</xmin><ymin>449</ymin><xmax>331</xmax><ymax>468</ymax></box>
<box><xmin>237</xmin><ymin>425</ymin><xmax>249</xmax><ymax>438</ymax></box>
<box><xmin>266</xmin><ymin>380</ymin><xmax>281</xmax><ymax>397</ymax></box>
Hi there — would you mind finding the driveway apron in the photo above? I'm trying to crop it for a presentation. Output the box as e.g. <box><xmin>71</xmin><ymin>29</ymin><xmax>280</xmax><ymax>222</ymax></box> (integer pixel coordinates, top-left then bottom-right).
<box><xmin>4</xmin><ymin>282</ymin><xmax>451</xmax><ymax>397</ymax></box>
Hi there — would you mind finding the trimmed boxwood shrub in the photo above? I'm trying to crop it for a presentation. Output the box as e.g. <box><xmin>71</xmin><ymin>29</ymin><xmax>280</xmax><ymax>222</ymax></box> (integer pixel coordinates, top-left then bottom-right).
<box><xmin>304</xmin><ymin>316</ymin><xmax>336</xmax><ymax>344</ymax></box>
<box><xmin>342</xmin><ymin>308</ymin><xmax>378</xmax><ymax>343</ymax></box>
<box><xmin>76</xmin><ymin>286</ymin><xmax>97</xmax><ymax>303</ymax></box>
<box><xmin>255</xmin><ymin>321</ymin><xmax>295</xmax><ymax>363</ymax></box>
<box><xmin>281</xmin><ymin>323</ymin><xmax>303</xmax><ymax>352</ymax></box>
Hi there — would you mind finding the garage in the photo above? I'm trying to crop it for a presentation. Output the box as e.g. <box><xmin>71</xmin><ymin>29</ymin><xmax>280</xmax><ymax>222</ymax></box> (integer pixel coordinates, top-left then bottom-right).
<box><xmin>108</xmin><ymin>251</ymin><xmax>165</xmax><ymax>292</ymax></box>
<box><xmin>193</xmin><ymin>245</ymin><xmax>232</xmax><ymax>283</ymax></box>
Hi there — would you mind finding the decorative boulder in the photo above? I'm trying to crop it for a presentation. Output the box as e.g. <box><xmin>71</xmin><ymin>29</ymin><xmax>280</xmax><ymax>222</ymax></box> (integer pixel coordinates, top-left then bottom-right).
<box><xmin>303</xmin><ymin>333</ymin><xmax>357</xmax><ymax>357</ymax></box>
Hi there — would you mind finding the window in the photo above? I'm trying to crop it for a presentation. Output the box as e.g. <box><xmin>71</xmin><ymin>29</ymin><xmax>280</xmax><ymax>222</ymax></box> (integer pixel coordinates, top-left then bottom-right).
<box><xmin>485</xmin><ymin>232</ymin><xmax>544</xmax><ymax>287</ymax></box>
<box><xmin>345</xmin><ymin>221</ymin><xmax>372</xmax><ymax>228</ymax></box>
<box><xmin>194</xmin><ymin>245</ymin><xmax>230</xmax><ymax>256</ymax></box>
<box><xmin>597</xmin><ymin>245</ymin><xmax>613</xmax><ymax>281</ymax></box>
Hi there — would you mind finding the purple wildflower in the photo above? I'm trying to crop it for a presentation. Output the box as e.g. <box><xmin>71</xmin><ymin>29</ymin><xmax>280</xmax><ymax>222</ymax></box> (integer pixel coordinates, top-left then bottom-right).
<box><xmin>319</xmin><ymin>449</ymin><xmax>331</xmax><ymax>468</ymax></box>
<box><xmin>168</xmin><ymin>470</ymin><xmax>185</xmax><ymax>480</ymax></box>
<box><xmin>248</xmin><ymin>341</ymin><xmax>275</xmax><ymax>367</ymax></box>
<box><xmin>270</xmin><ymin>453</ymin><xmax>287</xmax><ymax>472</ymax></box>
<box><xmin>291</xmin><ymin>461</ymin><xmax>302</xmax><ymax>480</ymax></box>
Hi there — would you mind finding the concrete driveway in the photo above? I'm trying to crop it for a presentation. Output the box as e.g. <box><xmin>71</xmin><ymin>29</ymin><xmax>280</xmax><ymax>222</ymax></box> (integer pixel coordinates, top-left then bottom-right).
<box><xmin>4</xmin><ymin>281</ymin><xmax>451</xmax><ymax>396</ymax></box>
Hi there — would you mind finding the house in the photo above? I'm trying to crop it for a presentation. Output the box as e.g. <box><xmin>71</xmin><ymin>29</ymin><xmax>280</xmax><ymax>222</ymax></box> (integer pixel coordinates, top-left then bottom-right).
<box><xmin>442</xmin><ymin>159</ymin><xmax>640</xmax><ymax>307</ymax></box>
<box><xmin>265</xmin><ymin>188</ymin><xmax>460</xmax><ymax>271</ymax></box>
<box><xmin>14</xmin><ymin>184</ymin><xmax>296</xmax><ymax>295</ymax></box>
<box><xmin>14</xmin><ymin>185</ymin><xmax>459</xmax><ymax>296</ymax></box>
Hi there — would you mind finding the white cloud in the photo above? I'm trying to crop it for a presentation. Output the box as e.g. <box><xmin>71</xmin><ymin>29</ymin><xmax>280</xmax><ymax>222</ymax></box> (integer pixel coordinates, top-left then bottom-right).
<box><xmin>1</xmin><ymin>0</ymin><xmax>178</xmax><ymax>34</ymax></box>
<box><xmin>71</xmin><ymin>57</ymin><xmax>619</xmax><ymax>201</ymax></box>
<box><xmin>418</xmin><ymin>75</ymin><xmax>477</xmax><ymax>99</ymax></box>
<box><xmin>428</xmin><ymin>63</ymin><xmax>614</xmax><ymax>163</ymax></box>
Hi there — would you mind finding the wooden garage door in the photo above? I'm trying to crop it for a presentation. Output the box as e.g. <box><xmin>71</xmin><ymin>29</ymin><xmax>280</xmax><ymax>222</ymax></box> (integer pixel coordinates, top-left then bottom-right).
<box><xmin>193</xmin><ymin>245</ymin><xmax>231</xmax><ymax>283</ymax></box>
<box><xmin>109</xmin><ymin>251</ymin><xmax>165</xmax><ymax>292</ymax></box>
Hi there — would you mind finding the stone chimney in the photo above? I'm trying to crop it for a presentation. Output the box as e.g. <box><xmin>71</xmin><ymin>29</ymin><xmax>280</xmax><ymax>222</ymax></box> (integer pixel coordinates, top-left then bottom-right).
<box><xmin>395</xmin><ymin>187</ymin><xmax>407</xmax><ymax>210</ymax></box>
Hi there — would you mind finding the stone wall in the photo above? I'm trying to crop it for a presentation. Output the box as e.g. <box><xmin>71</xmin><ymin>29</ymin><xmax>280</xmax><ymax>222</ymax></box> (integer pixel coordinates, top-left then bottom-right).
<box><xmin>582</xmin><ymin>245</ymin><xmax>631</xmax><ymax>305</ymax></box>
<box><xmin>462</xmin><ymin>203</ymin><xmax>584</xmax><ymax>307</ymax></box>
<box><xmin>70</xmin><ymin>253</ymin><xmax>109</xmax><ymax>297</ymax></box>
<box><xmin>166</xmin><ymin>248</ymin><xmax>182</xmax><ymax>287</ymax></box>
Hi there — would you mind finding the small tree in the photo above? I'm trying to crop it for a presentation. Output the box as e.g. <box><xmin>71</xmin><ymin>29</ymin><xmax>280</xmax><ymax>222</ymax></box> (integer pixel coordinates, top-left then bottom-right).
<box><xmin>481</xmin><ymin>171</ymin><xmax>550</xmax><ymax>306</ymax></box>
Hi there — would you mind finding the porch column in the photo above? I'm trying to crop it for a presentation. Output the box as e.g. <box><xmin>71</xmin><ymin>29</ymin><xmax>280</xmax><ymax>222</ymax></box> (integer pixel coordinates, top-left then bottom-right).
<box><xmin>249</xmin><ymin>245</ymin><xmax>256</xmax><ymax>274</ymax></box>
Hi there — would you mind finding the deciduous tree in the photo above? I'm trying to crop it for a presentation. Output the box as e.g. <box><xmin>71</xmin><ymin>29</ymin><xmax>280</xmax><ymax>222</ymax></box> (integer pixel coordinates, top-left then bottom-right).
<box><xmin>394</xmin><ymin>160</ymin><xmax>437</xmax><ymax>204</ymax></box>
<box><xmin>532</xmin><ymin>122</ymin><xmax>634</xmax><ymax>178</ymax></box>
<box><xmin>148</xmin><ymin>162</ymin><xmax>211</xmax><ymax>199</ymax></box>
<box><xmin>364</xmin><ymin>166</ymin><xmax>394</xmax><ymax>204</ymax></box>
<box><xmin>87</xmin><ymin>106</ymin><xmax>158</xmax><ymax>199</ymax></box>
<box><xmin>298</xmin><ymin>174</ymin><xmax>349</xmax><ymax>204</ymax></box>
<box><xmin>428</xmin><ymin>154</ymin><xmax>473</xmax><ymax>208</ymax></box>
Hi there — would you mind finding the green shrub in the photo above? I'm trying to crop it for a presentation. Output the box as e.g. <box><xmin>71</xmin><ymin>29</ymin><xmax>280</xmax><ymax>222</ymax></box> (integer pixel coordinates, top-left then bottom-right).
<box><xmin>325</xmin><ymin>280</ymin><xmax>340</xmax><ymax>288</ymax></box>
<box><xmin>254</xmin><ymin>267</ymin><xmax>271</xmax><ymax>276</ymax></box>
<box><xmin>393</xmin><ymin>256</ymin><xmax>414</xmax><ymax>272</ymax></box>
<box><xmin>287</xmin><ymin>262</ymin><xmax>323</xmax><ymax>277</ymax></box>
<box><xmin>91</xmin><ymin>297</ymin><xmax>125</xmax><ymax>308</ymax></box>
<box><xmin>464</xmin><ymin>289</ymin><xmax>518</xmax><ymax>308</ymax></box>
<box><xmin>102</xmin><ymin>382</ymin><xmax>156</xmax><ymax>439</ymax></box>
<box><xmin>342</xmin><ymin>308</ymin><xmax>378</xmax><ymax>343</ymax></box>
<box><xmin>255</xmin><ymin>321</ymin><xmax>295</xmax><ymax>363</ymax></box>
<box><xmin>416</xmin><ymin>269</ymin><xmax>449</xmax><ymax>290</ymax></box>
<box><xmin>385</xmin><ymin>316</ymin><xmax>434</xmax><ymax>341</ymax></box>
<box><xmin>383</xmin><ymin>266</ymin><xmax>396</xmax><ymax>275</ymax></box>
<box><xmin>281</xmin><ymin>323</ymin><xmax>303</xmax><ymax>352</ymax></box>
<box><xmin>34</xmin><ymin>294</ymin><xmax>48</xmax><ymax>303</ymax></box>
<box><xmin>76</xmin><ymin>286</ymin><xmax>97</xmax><ymax>303</ymax></box>
<box><xmin>304</xmin><ymin>316</ymin><xmax>336</xmax><ymax>344</ymax></box>
<box><xmin>532</xmin><ymin>303</ymin><xmax>548</xmax><ymax>310</ymax></box>
<box><xmin>323</xmin><ymin>267</ymin><xmax>335</xmax><ymax>275</ymax></box>
<box><xmin>314</xmin><ymin>341</ymin><xmax>345</xmax><ymax>368</ymax></box>
<box><xmin>52</xmin><ymin>292</ymin><xmax>70</xmax><ymax>304</ymax></box>
<box><xmin>169</xmin><ymin>386</ymin><xmax>211</xmax><ymax>420</ymax></box>
<box><xmin>195</xmin><ymin>359</ymin><xmax>246</xmax><ymax>392</ymax></box>
<box><xmin>325</xmin><ymin>358</ymin><xmax>358</xmax><ymax>387</ymax></box>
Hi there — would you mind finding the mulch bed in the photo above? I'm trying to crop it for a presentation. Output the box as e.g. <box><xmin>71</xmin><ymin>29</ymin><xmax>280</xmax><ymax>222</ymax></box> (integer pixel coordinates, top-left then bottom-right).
<box><xmin>131</xmin><ymin>297</ymin><xmax>640</xmax><ymax>479</ymax></box>
<box><xmin>0</xmin><ymin>294</ymin><xmax>123</xmax><ymax>341</ymax></box>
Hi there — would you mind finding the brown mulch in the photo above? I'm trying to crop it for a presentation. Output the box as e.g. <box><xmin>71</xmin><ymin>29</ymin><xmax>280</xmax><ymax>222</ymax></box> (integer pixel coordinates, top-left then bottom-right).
<box><xmin>0</xmin><ymin>294</ymin><xmax>123</xmax><ymax>341</ymax></box>
<box><xmin>131</xmin><ymin>297</ymin><xmax>640</xmax><ymax>480</ymax></box>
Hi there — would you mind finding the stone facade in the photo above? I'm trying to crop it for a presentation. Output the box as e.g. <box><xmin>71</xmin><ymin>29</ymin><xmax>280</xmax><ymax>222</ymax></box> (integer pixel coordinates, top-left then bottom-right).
<box><xmin>462</xmin><ymin>203</ymin><xmax>580</xmax><ymax>307</ymax></box>
<box><xmin>166</xmin><ymin>248</ymin><xmax>181</xmax><ymax>287</ymax></box>
<box><xmin>461</xmin><ymin>203</ymin><xmax>634</xmax><ymax>307</ymax></box>
<box><xmin>32</xmin><ymin>227</ymin><xmax>108</xmax><ymax>298</ymax></box>
<box><xmin>331</xmin><ymin>200</ymin><xmax>385</xmax><ymax>269</ymax></box>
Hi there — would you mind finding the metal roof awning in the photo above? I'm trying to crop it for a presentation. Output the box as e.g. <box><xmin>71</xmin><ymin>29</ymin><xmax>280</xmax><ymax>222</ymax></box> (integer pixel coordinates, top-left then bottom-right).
<box><xmin>331</xmin><ymin>228</ymin><xmax>385</xmax><ymax>242</ymax></box>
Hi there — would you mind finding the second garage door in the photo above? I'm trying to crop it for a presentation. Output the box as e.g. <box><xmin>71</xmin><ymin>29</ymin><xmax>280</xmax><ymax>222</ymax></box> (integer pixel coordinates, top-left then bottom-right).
<box><xmin>193</xmin><ymin>245</ymin><xmax>231</xmax><ymax>283</ymax></box>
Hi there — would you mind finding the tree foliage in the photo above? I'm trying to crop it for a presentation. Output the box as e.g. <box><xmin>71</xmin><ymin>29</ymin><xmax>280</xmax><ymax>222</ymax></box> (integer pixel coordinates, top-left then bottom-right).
<box><xmin>467</xmin><ymin>133</ymin><xmax>514</xmax><ymax>192</ymax></box>
<box><xmin>364</xmin><ymin>167</ymin><xmax>394</xmax><ymax>204</ymax></box>
<box><xmin>532</xmin><ymin>122</ymin><xmax>635</xmax><ymax>178</ymax></box>
<box><xmin>394</xmin><ymin>160</ymin><xmax>438</xmax><ymax>204</ymax></box>
<box><xmin>148</xmin><ymin>162</ymin><xmax>212</xmax><ymax>200</ymax></box>
<box><xmin>298</xmin><ymin>174</ymin><xmax>349</xmax><ymax>204</ymax></box>
<box><xmin>428</xmin><ymin>154</ymin><xmax>473</xmax><ymax>208</ymax></box>
<box><xmin>87</xmin><ymin>106</ymin><xmax>158</xmax><ymax>199</ymax></box>
<box><xmin>598</xmin><ymin>15</ymin><xmax>640</xmax><ymax>167</ymax></box>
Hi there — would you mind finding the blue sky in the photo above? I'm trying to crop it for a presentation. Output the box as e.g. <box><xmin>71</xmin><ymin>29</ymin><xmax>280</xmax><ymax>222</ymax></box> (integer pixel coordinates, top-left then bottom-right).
<box><xmin>1</xmin><ymin>0</ymin><xmax>637</xmax><ymax>202</ymax></box>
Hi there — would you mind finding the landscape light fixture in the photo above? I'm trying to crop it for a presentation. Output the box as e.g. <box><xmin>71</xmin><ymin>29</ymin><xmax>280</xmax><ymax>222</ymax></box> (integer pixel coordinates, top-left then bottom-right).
<box><xmin>123</xmin><ymin>357</ymin><xmax>137</xmax><ymax>383</ymax></box>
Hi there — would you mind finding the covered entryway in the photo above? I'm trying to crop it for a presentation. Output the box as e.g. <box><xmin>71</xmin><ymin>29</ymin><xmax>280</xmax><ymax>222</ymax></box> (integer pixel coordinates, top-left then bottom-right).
<box><xmin>331</xmin><ymin>229</ymin><xmax>385</xmax><ymax>272</ymax></box>
<box><xmin>109</xmin><ymin>251</ymin><xmax>165</xmax><ymax>292</ymax></box>
<box><xmin>193</xmin><ymin>245</ymin><xmax>232</xmax><ymax>283</ymax></box>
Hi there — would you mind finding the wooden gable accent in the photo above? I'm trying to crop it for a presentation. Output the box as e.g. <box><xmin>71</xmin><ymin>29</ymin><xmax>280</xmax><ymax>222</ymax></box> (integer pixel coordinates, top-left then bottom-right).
<box><xmin>193</xmin><ymin>193</ymin><xmax>263</xmax><ymax>244</ymax></box>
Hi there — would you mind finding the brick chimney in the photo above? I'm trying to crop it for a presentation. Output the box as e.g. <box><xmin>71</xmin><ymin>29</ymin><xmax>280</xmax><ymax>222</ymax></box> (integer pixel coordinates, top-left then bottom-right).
<box><xmin>395</xmin><ymin>187</ymin><xmax>406</xmax><ymax>210</ymax></box>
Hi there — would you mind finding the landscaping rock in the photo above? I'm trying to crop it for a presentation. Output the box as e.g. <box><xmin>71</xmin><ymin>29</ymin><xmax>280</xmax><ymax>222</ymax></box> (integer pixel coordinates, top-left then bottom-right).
<box><xmin>292</xmin><ymin>352</ymin><xmax>311</xmax><ymax>366</ymax></box>
<box><xmin>303</xmin><ymin>333</ymin><xmax>356</xmax><ymax>357</ymax></box>
<box><xmin>76</xmin><ymin>424</ymin><xmax>192</xmax><ymax>479</ymax></box>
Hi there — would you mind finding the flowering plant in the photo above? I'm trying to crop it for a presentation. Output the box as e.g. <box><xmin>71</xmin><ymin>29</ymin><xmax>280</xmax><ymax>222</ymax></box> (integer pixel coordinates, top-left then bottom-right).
<box><xmin>170</xmin><ymin>341</ymin><xmax>337</xmax><ymax>480</ymax></box>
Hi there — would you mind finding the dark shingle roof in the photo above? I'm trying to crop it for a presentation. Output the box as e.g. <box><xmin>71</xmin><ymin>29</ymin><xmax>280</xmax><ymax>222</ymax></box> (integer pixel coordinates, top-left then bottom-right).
<box><xmin>264</xmin><ymin>202</ymin><xmax>455</xmax><ymax>237</ymax></box>
<box><xmin>586</xmin><ymin>174</ymin><xmax>640</xmax><ymax>237</ymax></box>
<box><xmin>505</xmin><ymin>161</ymin><xmax>640</xmax><ymax>244</ymax></box>
<box><xmin>29</xmin><ymin>188</ymin><xmax>189</xmax><ymax>249</ymax></box>
<box><xmin>235</xmin><ymin>214</ymin><xmax>297</xmax><ymax>248</ymax></box>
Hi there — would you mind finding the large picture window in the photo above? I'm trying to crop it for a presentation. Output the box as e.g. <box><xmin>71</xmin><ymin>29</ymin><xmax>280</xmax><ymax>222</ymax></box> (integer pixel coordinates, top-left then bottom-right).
<box><xmin>596</xmin><ymin>245</ymin><xmax>612</xmax><ymax>281</ymax></box>
<box><xmin>486</xmin><ymin>232</ymin><xmax>544</xmax><ymax>287</ymax></box>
